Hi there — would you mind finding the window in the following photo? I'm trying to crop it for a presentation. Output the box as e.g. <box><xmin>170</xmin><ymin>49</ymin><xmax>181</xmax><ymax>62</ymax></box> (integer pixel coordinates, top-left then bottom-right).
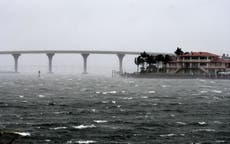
<box><xmin>192</xmin><ymin>57</ymin><xmax>198</xmax><ymax>60</ymax></box>
<box><xmin>200</xmin><ymin>63</ymin><xmax>207</xmax><ymax>66</ymax></box>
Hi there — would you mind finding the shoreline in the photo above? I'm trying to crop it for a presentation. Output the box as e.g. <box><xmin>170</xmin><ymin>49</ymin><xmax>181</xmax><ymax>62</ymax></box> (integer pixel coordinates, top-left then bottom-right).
<box><xmin>120</xmin><ymin>72</ymin><xmax>230</xmax><ymax>80</ymax></box>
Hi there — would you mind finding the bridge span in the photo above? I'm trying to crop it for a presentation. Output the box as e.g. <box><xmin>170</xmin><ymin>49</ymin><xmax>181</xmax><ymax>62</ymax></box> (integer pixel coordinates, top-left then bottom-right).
<box><xmin>0</xmin><ymin>50</ymin><xmax>173</xmax><ymax>74</ymax></box>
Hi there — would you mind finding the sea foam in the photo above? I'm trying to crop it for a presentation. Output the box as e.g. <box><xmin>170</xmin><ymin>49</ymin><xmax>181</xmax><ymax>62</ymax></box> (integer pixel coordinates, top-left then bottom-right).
<box><xmin>14</xmin><ymin>132</ymin><xmax>31</xmax><ymax>136</ymax></box>
<box><xmin>93</xmin><ymin>120</ymin><xmax>107</xmax><ymax>123</ymax></box>
<box><xmin>72</xmin><ymin>124</ymin><xmax>96</xmax><ymax>129</ymax></box>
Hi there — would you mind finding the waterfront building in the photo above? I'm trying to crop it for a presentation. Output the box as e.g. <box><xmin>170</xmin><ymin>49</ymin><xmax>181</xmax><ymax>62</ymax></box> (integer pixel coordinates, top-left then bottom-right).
<box><xmin>168</xmin><ymin>52</ymin><xmax>230</xmax><ymax>76</ymax></box>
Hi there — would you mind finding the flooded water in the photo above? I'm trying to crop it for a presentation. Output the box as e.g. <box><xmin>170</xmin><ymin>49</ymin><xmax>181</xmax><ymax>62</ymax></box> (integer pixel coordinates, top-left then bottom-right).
<box><xmin>0</xmin><ymin>74</ymin><xmax>230</xmax><ymax>143</ymax></box>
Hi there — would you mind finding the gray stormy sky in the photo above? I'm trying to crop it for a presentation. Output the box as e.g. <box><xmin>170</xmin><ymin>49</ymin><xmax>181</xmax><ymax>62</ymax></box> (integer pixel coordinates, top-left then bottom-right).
<box><xmin>1</xmin><ymin>0</ymin><xmax>230</xmax><ymax>54</ymax></box>
<box><xmin>0</xmin><ymin>0</ymin><xmax>230</xmax><ymax>74</ymax></box>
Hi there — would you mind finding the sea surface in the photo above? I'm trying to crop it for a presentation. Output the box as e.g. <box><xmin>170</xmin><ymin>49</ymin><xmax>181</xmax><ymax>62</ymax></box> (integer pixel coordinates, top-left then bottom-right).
<box><xmin>0</xmin><ymin>74</ymin><xmax>230</xmax><ymax>144</ymax></box>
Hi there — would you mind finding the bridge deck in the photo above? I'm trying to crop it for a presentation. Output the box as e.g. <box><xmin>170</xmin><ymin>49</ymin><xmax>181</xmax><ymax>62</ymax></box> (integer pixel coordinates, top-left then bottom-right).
<box><xmin>0</xmin><ymin>50</ymin><xmax>173</xmax><ymax>55</ymax></box>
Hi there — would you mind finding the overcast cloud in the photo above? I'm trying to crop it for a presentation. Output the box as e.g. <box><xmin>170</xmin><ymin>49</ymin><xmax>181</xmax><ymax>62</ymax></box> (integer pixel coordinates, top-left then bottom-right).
<box><xmin>0</xmin><ymin>0</ymin><xmax>230</xmax><ymax>74</ymax></box>
<box><xmin>0</xmin><ymin>0</ymin><xmax>229</xmax><ymax>54</ymax></box>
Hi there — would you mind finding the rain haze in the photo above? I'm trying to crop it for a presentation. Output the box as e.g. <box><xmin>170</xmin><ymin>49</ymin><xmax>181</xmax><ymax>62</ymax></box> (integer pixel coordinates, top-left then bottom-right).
<box><xmin>1</xmin><ymin>1</ymin><xmax>230</xmax><ymax>143</ymax></box>
<box><xmin>0</xmin><ymin>0</ymin><xmax>230</xmax><ymax>74</ymax></box>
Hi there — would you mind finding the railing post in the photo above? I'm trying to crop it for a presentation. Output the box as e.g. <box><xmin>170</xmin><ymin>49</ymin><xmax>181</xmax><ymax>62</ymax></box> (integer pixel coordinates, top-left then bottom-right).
<box><xmin>81</xmin><ymin>53</ymin><xmax>89</xmax><ymax>74</ymax></box>
<box><xmin>12</xmin><ymin>54</ymin><xmax>20</xmax><ymax>73</ymax></box>
<box><xmin>117</xmin><ymin>53</ymin><xmax>125</xmax><ymax>74</ymax></box>
<box><xmin>47</xmin><ymin>53</ymin><xmax>55</xmax><ymax>73</ymax></box>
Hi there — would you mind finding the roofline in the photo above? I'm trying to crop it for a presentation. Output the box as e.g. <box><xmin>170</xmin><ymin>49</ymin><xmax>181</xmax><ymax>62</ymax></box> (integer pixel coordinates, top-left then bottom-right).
<box><xmin>180</xmin><ymin>52</ymin><xmax>219</xmax><ymax>57</ymax></box>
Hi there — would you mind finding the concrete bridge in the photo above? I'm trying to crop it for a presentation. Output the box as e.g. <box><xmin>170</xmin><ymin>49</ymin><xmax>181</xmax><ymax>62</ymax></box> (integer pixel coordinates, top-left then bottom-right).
<box><xmin>0</xmin><ymin>50</ymin><xmax>172</xmax><ymax>74</ymax></box>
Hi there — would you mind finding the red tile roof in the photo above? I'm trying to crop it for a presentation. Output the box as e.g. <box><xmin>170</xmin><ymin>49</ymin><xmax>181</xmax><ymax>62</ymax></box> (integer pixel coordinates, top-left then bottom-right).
<box><xmin>181</xmin><ymin>52</ymin><xmax>219</xmax><ymax>57</ymax></box>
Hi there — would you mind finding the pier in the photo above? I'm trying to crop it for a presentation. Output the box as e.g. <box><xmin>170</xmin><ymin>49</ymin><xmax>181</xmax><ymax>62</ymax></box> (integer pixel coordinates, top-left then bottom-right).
<box><xmin>0</xmin><ymin>50</ymin><xmax>172</xmax><ymax>74</ymax></box>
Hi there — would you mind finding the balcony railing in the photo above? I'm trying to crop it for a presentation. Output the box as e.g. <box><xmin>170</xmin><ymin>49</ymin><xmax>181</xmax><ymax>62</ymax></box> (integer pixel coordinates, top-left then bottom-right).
<box><xmin>167</xmin><ymin>65</ymin><xmax>226</xmax><ymax>69</ymax></box>
<box><xmin>177</xmin><ymin>60</ymin><xmax>211</xmax><ymax>62</ymax></box>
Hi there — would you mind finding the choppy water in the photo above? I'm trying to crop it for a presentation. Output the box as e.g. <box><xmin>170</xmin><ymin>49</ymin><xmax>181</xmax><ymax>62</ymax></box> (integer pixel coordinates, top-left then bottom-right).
<box><xmin>0</xmin><ymin>74</ymin><xmax>230</xmax><ymax>144</ymax></box>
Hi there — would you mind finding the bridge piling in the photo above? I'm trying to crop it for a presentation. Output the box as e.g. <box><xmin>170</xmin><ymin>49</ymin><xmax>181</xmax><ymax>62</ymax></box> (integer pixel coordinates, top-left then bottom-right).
<box><xmin>12</xmin><ymin>54</ymin><xmax>20</xmax><ymax>73</ymax></box>
<box><xmin>0</xmin><ymin>50</ymin><xmax>170</xmax><ymax>74</ymax></box>
<box><xmin>117</xmin><ymin>53</ymin><xmax>125</xmax><ymax>73</ymax></box>
<box><xmin>81</xmin><ymin>53</ymin><xmax>89</xmax><ymax>74</ymax></box>
<box><xmin>47</xmin><ymin>53</ymin><xmax>55</xmax><ymax>73</ymax></box>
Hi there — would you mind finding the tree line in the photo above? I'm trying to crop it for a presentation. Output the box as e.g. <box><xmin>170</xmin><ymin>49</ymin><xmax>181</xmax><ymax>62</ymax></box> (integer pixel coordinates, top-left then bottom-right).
<box><xmin>134</xmin><ymin>52</ymin><xmax>173</xmax><ymax>73</ymax></box>
<box><xmin>134</xmin><ymin>47</ymin><xmax>184</xmax><ymax>73</ymax></box>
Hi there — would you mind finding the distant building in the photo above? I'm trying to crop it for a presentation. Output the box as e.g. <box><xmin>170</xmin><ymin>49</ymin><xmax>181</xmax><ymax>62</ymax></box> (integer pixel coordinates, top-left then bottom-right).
<box><xmin>168</xmin><ymin>52</ymin><xmax>230</xmax><ymax>76</ymax></box>
<box><xmin>222</xmin><ymin>53</ymin><xmax>230</xmax><ymax>60</ymax></box>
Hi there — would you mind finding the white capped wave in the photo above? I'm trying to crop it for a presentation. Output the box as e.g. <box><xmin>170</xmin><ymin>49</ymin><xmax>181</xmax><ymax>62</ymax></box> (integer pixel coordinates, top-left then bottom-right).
<box><xmin>50</xmin><ymin>127</ymin><xmax>67</xmax><ymax>130</ymax></box>
<box><xmin>179</xmin><ymin>134</ymin><xmax>185</xmax><ymax>136</ymax></box>
<box><xmin>77</xmin><ymin>140</ymin><xmax>97</xmax><ymax>144</ymax></box>
<box><xmin>211</xmin><ymin>90</ymin><xmax>222</xmax><ymax>94</ymax></box>
<box><xmin>176</xmin><ymin>122</ymin><xmax>187</xmax><ymax>125</ymax></box>
<box><xmin>112</xmin><ymin>100</ymin><xmax>116</xmax><ymax>104</ymax></box>
<box><xmin>198</xmin><ymin>121</ymin><xmax>207</xmax><ymax>125</ymax></box>
<box><xmin>121</xmin><ymin>90</ymin><xmax>126</xmax><ymax>93</ymax></box>
<box><xmin>193</xmin><ymin>129</ymin><xmax>216</xmax><ymax>132</ymax></box>
<box><xmin>148</xmin><ymin>91</ymin><xmax>156</xmax><ymax>94</ymax></box>
<box><xmin>95</xmin><ymin>91</ymin><xmax>100</xmax><ymax>94</ymax></box>
<box><xmin>66</xmin><ymin>140</ymin><xmax>96</xmax><ymax>144</ymax></box>
<box><xmin>109</xmin><ymin>91</ymin><xmax>117</xmax><ymax>94</ymax></box>
<box><xmin>38</xmin><ymin>94</ymin><xmax>45</xmax><ymax>98</ymax></box>
<box><xmin>19</xmin><ymin>95</ymin><xmax>24</xmax><ymax>98</ymax></box>
<box><xmin>160</xmin><ymin>133</ymin><xmax>185</xmax><ymax>137</ymax></box>
<box><xmin>214</xmin><ymin>121</ymin><xmax>223</xmax><ymax>124</ymax></box>
<box><xmin>215</xmin><ymin>140</ymin><xmax>225</xmax><ymax>143</ymax></box>
<box><xmin>160</xmin><ymin>133</ymin><xmax>176</xmax><ymax>137</ymax></box>
<box><xmin>213</xmin><ymin>96</ymin><xmax>221</xmax><ymax>100</ymax></box>
<box><xmin>54</xmin><ymin>111</ymin><xmax>65</xmax><ymax>114</ymax></box>
<box><xmin>93</xmin><ymin>120</ymin><xmax>108</xmax><ymax>123</ymax></box>
<box><xmin>102</xmin><ymin>91</ymin><xmax>117</xmax><ymax>94</ymax></box>
<box><xmin>161</xmin><ymin>85</ymin><xmax>170</xmax><ymax>88</ymax></box>
<box><xmin>101</xmin><ymin>101</ymin><xmax>109</xmax><ymax>103</ymax></box>
<box><xmin>141</xmin><ymin>96</ymin><xmax>148</xmax><ymax>99</ymax></box>
<box><xmin>120</xmin><ymin>109</ymin><xmax>125</xmax><ymax>112</ymax></box>
<box><xmin>170</xmin><ymin>114</ymin><xmax>175</xmax><ymax>117</ymax></box>
<box><xmin>122</xmin><ymin>97</ymin><xmax>133</xmax><ymax>100</ymax></box>
<box><xmin>117</xmin><ymin>105</ymin><xmax>121</xmax><ymax>108</ymax></box>
<box><xmin>72</xmin><ymin>124</ymin><xmax>96</xmax><ymax>129</ymax></box>
<box><xmin>200</xmin><ymin>90</ymin><xmax>208</xmax><ymax>93</ymax></box>
<box><xmin>14</xmin><ymin>132</ymin><xmax>31</xmax><ymax>136</ymax></box>
<box><xmin>201</xmin><ymin>85</ymin><xmax>212</xmax><ymax>88</ymax></box>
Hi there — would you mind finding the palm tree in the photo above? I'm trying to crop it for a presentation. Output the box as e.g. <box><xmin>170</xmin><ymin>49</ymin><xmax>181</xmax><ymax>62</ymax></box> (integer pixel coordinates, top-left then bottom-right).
<box><xmin>163</xmin><ymin>54</ymin><xmax>173</xmax><ymax>72</ymax></box>
<box><xmin>155</xmin><ymin>54</ymin><xmax>165</xmax><ymax>63</ymax></box>
<box><xmin>135</xmin><ymin>52</ymin><xmax>174</xmax><ymax>73</ymax></box>
<box><xmin>146</xmin><ymin>55</ymin><xmax>156</xmax><ymax>72</ymax></box>
<box><xmin>134</xmin><ymin>56</ymin><xmax>141</xmax><ymax>72</ymax></box>
<box><xmin>135</xmin><ymin>56</ymin><xmax>145</xmax><ymax>72</ymax></box>
<box><xmin>134</xmin><ymin>57</ymin><xmax>139</xmax><ymax>72</ymax></box>
<box><xmin>140</xmin><ymin>51</ymin><xmax>149</xmax><ymax>58</ymax></box>
<box><xmin>175</xmin><ymin>47</ymin><xmax>184</xmax><ymax>55</ymax></box>
<box><xmin>164</xmin><ymin>54</ymin><xmax>173</xmax><ymax>64</ymax></box>
<box><xmin>155</xmin><ymin>54</ymin><xmax>165</xmax><ymax>72</ymax></box>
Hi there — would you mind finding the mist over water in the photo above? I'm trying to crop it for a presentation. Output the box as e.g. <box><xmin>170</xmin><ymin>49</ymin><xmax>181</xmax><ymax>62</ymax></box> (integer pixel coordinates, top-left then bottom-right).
<box><xmin>0</xmin><ymin>74</ymin><xmax>230</xmax><ymax>143</ymax></box>
<box><xmin>0</xmin><ymin>54</ymin><xmax>137</xmax><ymax>76</ymax></box>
